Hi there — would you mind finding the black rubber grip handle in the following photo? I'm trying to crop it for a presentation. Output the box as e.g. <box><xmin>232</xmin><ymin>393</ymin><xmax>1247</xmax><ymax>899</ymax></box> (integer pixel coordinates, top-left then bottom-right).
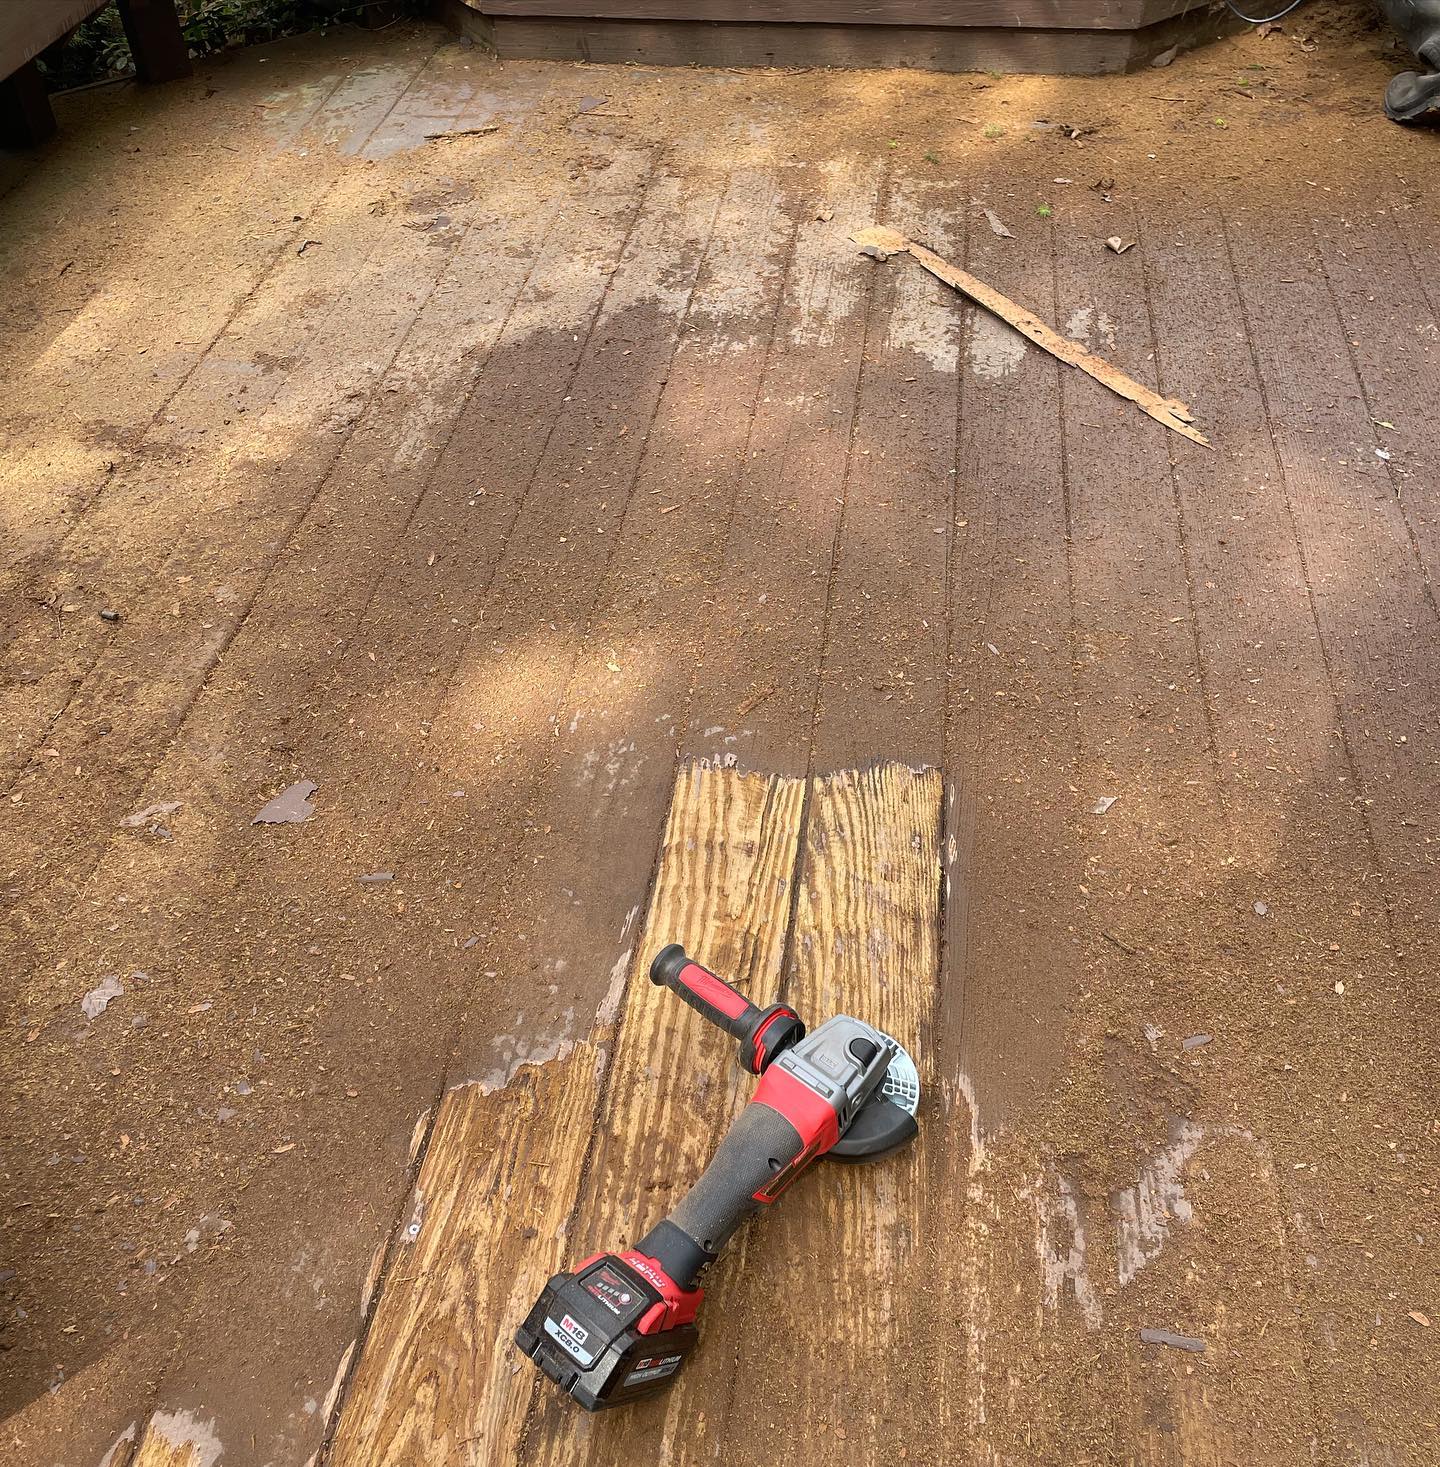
<box><xmin>662</xmin><ymin>1100</ymin><xmax>806</xmax><ymax>1279</ymax></box>
<box><xmin>650</xmin><ymin>943</ymin><xmax>760</xmax><ymax>1039</ymax></box>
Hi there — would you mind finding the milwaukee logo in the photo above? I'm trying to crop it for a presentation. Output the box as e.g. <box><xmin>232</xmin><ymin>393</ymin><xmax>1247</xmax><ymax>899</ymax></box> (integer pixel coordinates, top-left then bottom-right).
<box><xmin>622</xmin><ymin>1254</ymin><xmax>668</xmax><ymax>1291</ymax></box>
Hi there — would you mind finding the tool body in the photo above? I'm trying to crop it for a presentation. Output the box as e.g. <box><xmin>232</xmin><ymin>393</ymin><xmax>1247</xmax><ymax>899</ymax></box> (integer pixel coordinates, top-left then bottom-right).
<box><xmin>514</xmin><ymin>944</ymin><xmax>919</xmax><ymax>1411</ymax></box>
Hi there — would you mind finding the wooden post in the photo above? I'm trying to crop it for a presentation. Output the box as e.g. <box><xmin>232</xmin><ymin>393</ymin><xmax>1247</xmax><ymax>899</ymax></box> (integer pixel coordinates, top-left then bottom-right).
<box><xmin>116</xmin><ymin>0</ymin><xmax>192</xmax><ymax>83</ymax></box>
<box><xmin>0</xmin><ymin>60</ymin><xmax>56</xmax><ymax>147</ymax></box>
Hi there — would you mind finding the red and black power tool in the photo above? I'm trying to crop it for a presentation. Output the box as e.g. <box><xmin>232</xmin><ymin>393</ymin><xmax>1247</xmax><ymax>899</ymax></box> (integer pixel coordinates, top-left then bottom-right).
<box><xmin>514</xmin><ymin>943</ymin><xmax>921</xmax><ymax>1411</ymax></box>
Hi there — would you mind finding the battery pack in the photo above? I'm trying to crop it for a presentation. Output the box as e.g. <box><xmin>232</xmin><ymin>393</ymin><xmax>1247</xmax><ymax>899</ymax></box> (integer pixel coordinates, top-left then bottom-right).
<box><xmin>513</xmin><ymin>1255</ymin><xmax>700</xmax><ymax>1411</ymax></box>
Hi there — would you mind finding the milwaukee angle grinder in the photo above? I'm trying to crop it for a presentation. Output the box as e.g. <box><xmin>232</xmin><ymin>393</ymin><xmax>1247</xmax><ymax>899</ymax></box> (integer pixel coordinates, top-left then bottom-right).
<box><xmin>514</xmin><ymin>942</ymin><xmax>921</xmax><ymax>1411</ymax></box>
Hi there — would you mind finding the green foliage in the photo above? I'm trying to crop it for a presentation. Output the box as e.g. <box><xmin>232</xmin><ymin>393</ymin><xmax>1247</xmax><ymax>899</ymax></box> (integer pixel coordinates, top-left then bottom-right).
<box><xmin>39</xmin><ymin>0</ymin><xmax>422</xmax><ymax>91</ymax></box>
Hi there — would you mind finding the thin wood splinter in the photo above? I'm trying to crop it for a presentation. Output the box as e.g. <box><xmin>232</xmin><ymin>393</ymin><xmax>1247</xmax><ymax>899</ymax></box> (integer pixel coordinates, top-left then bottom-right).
<box><xmin>851</xmin><ymin>225</ymin><xmax>1211</xmax><ymax>448</ymax></box>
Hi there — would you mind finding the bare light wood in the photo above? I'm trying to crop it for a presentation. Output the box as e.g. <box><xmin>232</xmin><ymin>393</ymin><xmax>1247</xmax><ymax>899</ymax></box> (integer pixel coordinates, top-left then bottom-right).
<box><xmin>329</xmin><ymin>763</ymin><xmax>807</xmax><ymax>1466</ymax></box>
<box><xmin>712</xmin><ymin>764</ymin><xmax>943</xmax><ymax>1454</ymax></box>
<box><xmin>130</xmin><ymin>1412</ymin><xmax>222</xmax><ymax>1467</ymax></box>
<box><xmin>326</xmin><ymin>1045</ymin><xmax>603</xmax><ymax>1465</ymax></box>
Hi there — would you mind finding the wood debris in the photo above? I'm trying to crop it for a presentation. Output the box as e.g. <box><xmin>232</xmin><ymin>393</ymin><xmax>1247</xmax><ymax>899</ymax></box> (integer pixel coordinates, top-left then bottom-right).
<box><xmin>851</xmin><ymin>225</ymin><xmax>1210</xmax><ymax>448</ymax></box>
<box><xmin>423</xmin><ymin>125</ymin><xmax>500</xmax><ymax>141</ymax></box>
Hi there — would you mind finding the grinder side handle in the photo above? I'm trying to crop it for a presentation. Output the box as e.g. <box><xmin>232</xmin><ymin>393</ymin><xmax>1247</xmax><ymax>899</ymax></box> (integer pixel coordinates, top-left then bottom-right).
<box><xmin>649</xmin><ymin>944</ymin><xmax>804</xmax><ymax>1075</ymax></box>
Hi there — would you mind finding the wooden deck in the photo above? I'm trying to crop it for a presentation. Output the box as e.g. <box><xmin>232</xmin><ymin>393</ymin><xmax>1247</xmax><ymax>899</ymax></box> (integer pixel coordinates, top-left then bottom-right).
<box><xmin>2</xmin><ymin>16</ymin><xmax>1438</xmax><ymax>1467</ymax></box>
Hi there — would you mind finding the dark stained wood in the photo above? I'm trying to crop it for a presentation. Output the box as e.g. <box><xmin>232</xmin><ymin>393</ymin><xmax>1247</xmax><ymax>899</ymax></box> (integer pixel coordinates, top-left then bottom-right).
<box><xmin>491</xmin><ymin>17</ymin><xmax>1138</xmax><ymax>73</ymax></box>
<box><xmin>428</xmin><ymin>164</ymin><xmax>799</xmax><ymax>1083</ymax></box>
<box><xmin>1219</xmin><ymin>206</ymin><xmax>1440</xmax><ymax>1465</ymax></box>
<box><xmin>808</xmin><ymin>175</ymin><xmax>958</xmax><ymax>773</ymax></box>
<box><xmin>479</xmin><ymin>0</ymin><xmax>1197</xmax><ymax>31</ymax></box>
<box><xmin>932</xmin><ymin>184</ymin><xmax>1093</xmax><ymax>1462</ymax></box>
<box><xmin>1136</xmin><ymin>202</ymin><xmax>1394</xmax><ymax>1467</ymax></box>
<box><xmin>8</xmin><ymin>28</ymin><xmax>1440</xmax><ymax>1464</ymax></box>
<box><xmin>0</xmin><ymin>59</ymin><xmax>55</xmax><ymax>147</ymax></box>
<box><xmin>488</xmin><ymin>11</ymin><xmax>1229</xmax><ymax>72</ymax></box>
<box><xmin>0</xmin><ymin>1</ymin><xmax>100</xmax><ymax>73</ymax></box>
<box><xmin>684</xmin><ymin>155</ymin><xmax>883</xmax><ymax>775</ymax></box>
<box><xmin>116</xmin><ymin>0</ymin><xmax>191</xmax><ymax>83</ymax></box>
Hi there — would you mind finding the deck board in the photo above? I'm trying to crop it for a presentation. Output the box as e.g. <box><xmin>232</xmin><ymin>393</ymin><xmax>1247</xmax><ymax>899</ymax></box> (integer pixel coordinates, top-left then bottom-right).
<box><xmin>934</xmin><ymin>177</ymin><xmax>1084</xmax><ymax>1460</ymax></box>
<box><xmin>684</xmin><ymin>154</ymin><xmax>884</xmax><ymax>775</ymax></box>
<box><xmin>473</xmin><ymin>0</ymin><xmax>1175</xmax><ymax>28</ymax></box>
<box><xmin>434</xmin><ymin>163</ymin><xmax>797</xmax><ymax>1091</ymax></box>
<box><xmin>1221</xmin><ymin>207</ymin><xmax>1440</xmax><ymax>1467</ymax></box>
<box><xmin>807</xmin><ymin>174</ymin><xmax>956</xmax><ymax>773</ymax></box>
<box><xmin>714</xmin><ymin>764</ymin><xmax>942</xmax><ymax>1460</ymax></box>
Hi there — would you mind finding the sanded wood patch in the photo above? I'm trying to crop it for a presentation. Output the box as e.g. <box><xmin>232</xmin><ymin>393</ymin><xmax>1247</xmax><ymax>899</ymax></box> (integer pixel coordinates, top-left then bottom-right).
<box><xmin>326</xmin><ymin>1047</ymin><xmax>604</xmax><ymax>1466</ymax></box>
<box><xmin>540</xmin><ymin>764</ymin><xmax>943</xmax><ymax>1465</ymax></box>
<box><xmin>129</xmin><ymin>1411</ymin><xmax>222</xmax><ymax>1467</ymax></box>
<box><xmin>327</xmin><ymin>762</ymin><xmax>807</xmax><ymax>1466</ymax></box>
<box><xmin>525</xmin><ymin>762</ymin><xmax>809</xmax><ymax>1461</ymax></box>
<box><xmin>712</xmin><ymin>763</ymin><xmax>943</xmax><ymax>1457</ymax></box>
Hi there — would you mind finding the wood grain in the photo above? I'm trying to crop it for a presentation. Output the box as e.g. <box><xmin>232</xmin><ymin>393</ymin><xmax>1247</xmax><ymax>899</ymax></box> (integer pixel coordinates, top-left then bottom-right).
<box><xmin>710</xmin><ymin>764</ymin><xmax>942</xmax><ymax>1462</ymax></box>
<box><xmin>525</xmin><ymin>762</ymin><xmax>807</xmax><ymax>1463</ymax></box>
<box><xmin>329</xmin><ymin>763</ymin><xmax>806</xmax><ymax>1466</ymax></box>
<box><xmin>326</xmin><ymin>1047</ymin><xmax>603</xmax><ymax>1466</ymax></box>
<box><xmin>129</xmin><ymin>1412</ymin><xmax>223</xmax><ymax>1467</ymax></box>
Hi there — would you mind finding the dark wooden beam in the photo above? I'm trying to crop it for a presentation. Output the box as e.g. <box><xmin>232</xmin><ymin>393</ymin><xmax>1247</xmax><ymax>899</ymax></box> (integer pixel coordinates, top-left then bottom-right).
<box><xmin>116</xmin><ymin>0</ymin><xmax>191</xmax><ymax>83</ymax></box>
<box><xmin>488</xmin><ymin>7</ymin><xmax>1236</xmax><ymax>72</ymax></box>
<box><xmin>0</xmin><ymin>59</ymin><xmax>56</xmax><ymax>147</ymax></box>
<box><xmin>478</xmin><ymin>0</ymin><xmax>1204</xmax><ymax>31</ymax></box>
<box><xmin>490</xmin><ymin>18</ymin><xmax>1135</xmax><ymax>72</ymax></box>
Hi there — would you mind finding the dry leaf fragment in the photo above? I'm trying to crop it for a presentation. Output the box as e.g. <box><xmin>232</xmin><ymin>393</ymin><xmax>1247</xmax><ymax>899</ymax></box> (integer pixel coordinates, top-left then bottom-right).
<box><xmin>1408</xmin><ymin>1310</ymin><xmax>1431</xmax><ymax>1327</ymax></box>
<box><xmin>982</xmin><ymin>207</ymin><xmax>1013</xmax><ymax>238</ymax></box>
<box><xmin>1106</xmin><ymin>236</ymin><xmax>1137</xmax><ymax>255</ymax></box>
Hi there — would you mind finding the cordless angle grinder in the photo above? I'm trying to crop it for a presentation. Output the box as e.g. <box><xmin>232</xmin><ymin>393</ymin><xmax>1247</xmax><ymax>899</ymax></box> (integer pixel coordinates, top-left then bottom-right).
<box><xmin>514</xmin><ymin>943</ymin><xmax>921</xmax><ymax>1410</ymax></box>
